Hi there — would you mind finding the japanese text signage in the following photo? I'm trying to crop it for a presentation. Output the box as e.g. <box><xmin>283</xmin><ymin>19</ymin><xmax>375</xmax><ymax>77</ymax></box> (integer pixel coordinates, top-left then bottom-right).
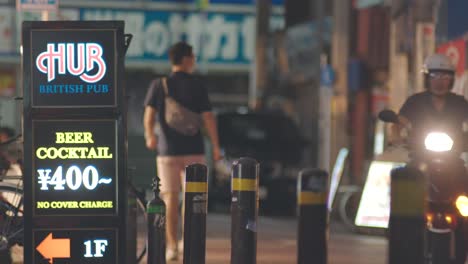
<box><xmin>30</xmin><ymin>29</ymin><xmax>117</xmax><ymax>108</ymax></box>
<box><xmin>33</xmin><ymin>120</ymin><xmax>117</xmax><ymax>216</ymax></box>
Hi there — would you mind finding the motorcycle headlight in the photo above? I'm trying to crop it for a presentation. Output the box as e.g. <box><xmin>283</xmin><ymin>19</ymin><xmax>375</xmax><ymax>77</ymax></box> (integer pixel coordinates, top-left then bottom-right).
<box><xmin>456</xmin><ymin>195</ymin><xmax>468</xmax><ymax>217</ymax></box>
<box><xmin>424</xmin><ymin>132</ymin><xmax>453</xmax><ymax>152</ymax></box>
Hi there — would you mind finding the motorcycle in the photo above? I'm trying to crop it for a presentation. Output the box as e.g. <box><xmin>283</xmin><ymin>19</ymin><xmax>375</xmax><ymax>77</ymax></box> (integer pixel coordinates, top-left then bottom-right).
<box><xmin>379</xmin><ymin>109</ymin><xmax>468</xmax><ymax>264</ymax></box>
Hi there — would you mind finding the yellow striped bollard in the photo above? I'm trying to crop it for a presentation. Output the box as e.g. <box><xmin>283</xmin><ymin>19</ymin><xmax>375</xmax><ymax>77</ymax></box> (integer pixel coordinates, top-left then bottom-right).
<box><xmin>231</xmin><ymin>157</ymin><xmax>259</xmax><ymax>264</ymax></box>
<box><xmin>297</xmin><ymin>168</ymin><xmax>328</xmax><ymax>264</ymax></box>
<box><xmin>183</xmin><ymin>164</ymin><xmax>208</xmax><ymax>264</ymax></box>
<box><xmin>388</xmin><ymin>166</ymin><xmax>425</xmax><ymax>264</ymax></box>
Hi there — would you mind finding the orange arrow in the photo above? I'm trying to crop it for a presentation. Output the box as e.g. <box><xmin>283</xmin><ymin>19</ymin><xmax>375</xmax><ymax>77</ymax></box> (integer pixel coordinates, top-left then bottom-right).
<box><xmin>36</xmin><ymin>233</ymin><xmax>71</xmax><ymax>264</ymax></box>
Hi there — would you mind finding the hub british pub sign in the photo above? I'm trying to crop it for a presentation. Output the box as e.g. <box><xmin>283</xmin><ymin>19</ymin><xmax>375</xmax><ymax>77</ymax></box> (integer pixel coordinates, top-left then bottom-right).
<box><xmin>22</xmin><ymin>21</ymin><xmax>128</xmax><ymax>264</ymax></box>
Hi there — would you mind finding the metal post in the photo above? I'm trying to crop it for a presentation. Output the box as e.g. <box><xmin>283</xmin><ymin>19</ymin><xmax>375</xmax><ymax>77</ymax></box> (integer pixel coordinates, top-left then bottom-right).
<box><xmin>331</xmin><ymin>0</ymin><xmax>350</xmax><ymax>176</ymax></box>
<box><xmin>127</xmin><ymin>168</ymin><xmax>137</xmax><ymax>264</ymax></box>
<box><xmin>147</xmin><ymin>177</ymin><xmax>166</xmax><ymax>264</ymax></box>
<box><xmin>231</xmin><ymin>157</ymin><xmax>259</xmax><ymax>264</ymax></box>
<box><xmin>297</xmin><ymin>168</ymin><xmax>328</xmax><ymax>264</ymax></box>
<box><xmin>183</xmin><ymin>164</ymin><xmax>208</xmax><ymax>264</ymax></box>
<box><xmin>388</xmin><ymin>166</ymin><xmax>425</xmax><ymax>264</ymax></box>
<box><xmin>250</xmin><ymin>0</ymin><xmax>271</xmax><ymax>110</ymax></box>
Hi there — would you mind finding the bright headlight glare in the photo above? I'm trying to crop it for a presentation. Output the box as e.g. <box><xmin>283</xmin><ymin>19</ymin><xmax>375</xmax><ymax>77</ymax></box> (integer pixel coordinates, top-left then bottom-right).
<box><xmin>456</xmin><ymin>195</ymin><xmax>468</xmax><ymax>217</ymax></box>
<box><xmin>424</xmin><ymin>132</ymin><xmax>453</xmax><ymax>152</ymax></box>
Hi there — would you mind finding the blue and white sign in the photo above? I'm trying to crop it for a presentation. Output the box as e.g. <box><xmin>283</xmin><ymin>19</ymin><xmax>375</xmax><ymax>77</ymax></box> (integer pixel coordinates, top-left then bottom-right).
<box><xmin>17</xmin><ymin>0</ymin><xmax>59</xmax><ymax>11</ymax></box>
<box><xmin>81</xmin><ymin>8</ymin><xmax>283</xmax><ymax>68</ymax></box>
<box><xmin>2</xmin><ymin>3</ymin><xmax>284</xmax><ymax>71</ymax></box>
<box><xmin>148</xmin><ymin>0</ymin><xmax>284</xmax><ymax>5</ymax></box>
<box><xmin>321</xmin><ymin>64</ymin><xmax>335</xmax><ymax>87</ymax></box>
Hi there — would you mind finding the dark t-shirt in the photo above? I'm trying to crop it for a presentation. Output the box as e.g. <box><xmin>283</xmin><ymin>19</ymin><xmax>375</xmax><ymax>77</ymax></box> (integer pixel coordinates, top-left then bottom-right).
<box><xmin>399</xmin><ymin>91</ymin><xmax>468</xmax><ymax>152</ymax></box>
<box><xmin>144</xmin><ymin>71</ymin><xmax>212</xmax><ymax>156</ymax></box>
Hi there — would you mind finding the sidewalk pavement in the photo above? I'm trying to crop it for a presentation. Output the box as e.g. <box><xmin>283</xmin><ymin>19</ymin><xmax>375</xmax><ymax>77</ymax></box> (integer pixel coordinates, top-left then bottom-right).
<box><xmin>13</xmin><ymin>213</ymin><xmax>387</xmax><ymax>264</ymax></box>
<box><xmin>141</xmin><ymin>213</ymin><xmax>387</xmax><ymax>264</ymax></box>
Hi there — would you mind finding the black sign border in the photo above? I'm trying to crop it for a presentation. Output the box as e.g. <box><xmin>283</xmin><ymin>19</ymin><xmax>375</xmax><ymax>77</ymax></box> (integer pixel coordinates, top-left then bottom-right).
<box><xmin>22</xmin><ymin>21</ymin><xmax>128</xmax><ymax>264</ymax></box>
<box><xmin>31</xmin><ymin>119</ymin><xmax>119</xmax><ymax>217</ymax></box>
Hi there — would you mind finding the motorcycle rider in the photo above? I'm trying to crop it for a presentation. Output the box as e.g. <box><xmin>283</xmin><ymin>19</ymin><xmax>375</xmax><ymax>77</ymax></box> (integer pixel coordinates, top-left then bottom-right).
<box><xmin>390</xmin><ymin>53</ymin><xmax>468</xmax><ymax>263</ymax></box>
<box><xmin>391</xmin><ymin>53</ymin><xmax>468</xmax><ymax>152</ymax></box>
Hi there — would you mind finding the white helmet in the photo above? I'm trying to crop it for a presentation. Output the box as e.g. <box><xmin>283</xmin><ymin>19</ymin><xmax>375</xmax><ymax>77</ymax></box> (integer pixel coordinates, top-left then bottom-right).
<box><xmin>422</xmin><ymin>53</ymin><xmax>455</xmax><ymax>73</ymax></box>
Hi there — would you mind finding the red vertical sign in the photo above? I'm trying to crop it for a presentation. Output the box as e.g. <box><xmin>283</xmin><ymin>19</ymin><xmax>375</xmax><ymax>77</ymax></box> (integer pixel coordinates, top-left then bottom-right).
<box><xmin>437</xmin><ymin>38</ymin><xmax>466</xmax><ymax>76</ymax></box>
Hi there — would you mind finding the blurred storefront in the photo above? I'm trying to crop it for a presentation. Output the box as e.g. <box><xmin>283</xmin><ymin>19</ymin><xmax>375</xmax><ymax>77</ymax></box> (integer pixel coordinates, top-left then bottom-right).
<box><xmin>435</xmin><ymin>0</ymin><xmax>468</xmax><ymax>99</ymax></box>
<box><xmin>346</xmin><ymin>1</ymin><xmax>391</xmax><ymax>184</ymax></box>
<box><xmin>351</xmin><ymin>0</ymin><xmax>468</xmax><ymax>185</ymax></box>
<box><xmin>0</xmin><ymin>0</ymin><xmax>284</xmax><ymax>136</ymax></box>
<box><xmin>0</xmin><ymin>0</ymin><xmax>285</xmax><ymax>187</ymax></box>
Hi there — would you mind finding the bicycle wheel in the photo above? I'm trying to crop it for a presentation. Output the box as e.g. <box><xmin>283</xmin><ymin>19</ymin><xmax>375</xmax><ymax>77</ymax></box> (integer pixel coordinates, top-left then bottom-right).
<box><xmin>338</xmin><ymin>188</ymin><xmax>361</xmax><ymax>231</ymax></box>
<box><xmin>128</xmin><ymin>185</ymin><xmax>147</xmax><ymax>263</ymax></box>
<box><xmin>0</xmin><ymin>183</ymin><xmax>23</xmax><ymax>264</ymax></box>
<box><xmin>136</xmin><ymin>192</ymin><xmax>147</xmax><ymax>263</ymax></box>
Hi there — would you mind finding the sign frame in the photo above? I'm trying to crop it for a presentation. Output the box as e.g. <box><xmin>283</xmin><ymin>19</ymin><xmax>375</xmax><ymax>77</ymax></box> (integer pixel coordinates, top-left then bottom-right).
<box><xmin>22</xmin><ymin>20</ymin><xmax>128</xmax><ymax>264</ymax></box>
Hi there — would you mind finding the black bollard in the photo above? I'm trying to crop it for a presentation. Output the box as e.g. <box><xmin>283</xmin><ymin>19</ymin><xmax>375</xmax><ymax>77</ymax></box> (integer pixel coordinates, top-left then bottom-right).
<box><xmin>297</xmin><ymin>168</ymin><xmax>328</xmax><ymax>264</ymax></box>
<box><xmin>183</xmin><ymin>163</ymin><xmax>208</xmax><ymax>264</ymax></box>
<box><xmin>147</xmin><ymin>177</ymin><xmax>166</xmax><ymax>264</ymax></box>
<box><xmin>388</xmin><ymin>166</ymin><xmax>425</xmax><ymax>264</ymax></box>
<box><xmin>231</xmin><ymin>157</ymin><xmax>259</xmax><ymax>264</ymax></box>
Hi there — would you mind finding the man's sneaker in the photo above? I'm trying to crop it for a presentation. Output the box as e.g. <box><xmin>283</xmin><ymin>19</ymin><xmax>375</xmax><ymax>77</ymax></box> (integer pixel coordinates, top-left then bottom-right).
<box><xmin>166</xmin><ymin>249</ymin><xmax>178</xmax><ymax>262</ymax></box>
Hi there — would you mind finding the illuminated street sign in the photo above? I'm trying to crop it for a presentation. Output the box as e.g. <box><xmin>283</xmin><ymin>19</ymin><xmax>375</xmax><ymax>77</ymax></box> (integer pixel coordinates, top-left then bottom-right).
<box><xmin>23</xmin><ymin>21</ymin><xmax>128</xmax><ymax>264</ymax></box>
<box><xmin>30</xmin><ymin>28</ymin><xmax>117</xmax><ymax>108</ymax></box>
<box><xmin>32</xmin><ymin>120</ymin><xmax>117</xmax><ymax>216</ymax></box>
<box><xmin>355</xmin><ymin>161</ymin><xmax>405</xmax><ymax>228</ymax></box>
<box><xmin>34</xmin><ymin>229</ymin><xmax>117</xmax><ymax>263</ymax></box>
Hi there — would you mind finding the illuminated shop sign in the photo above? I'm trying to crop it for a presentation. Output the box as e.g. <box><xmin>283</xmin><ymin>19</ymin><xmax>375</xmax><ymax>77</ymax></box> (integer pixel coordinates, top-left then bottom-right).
<box><xmin>355</xmin><ymin>161</ymin><xmax>405</xmax><ymax>229</ymax></box>
<box><xmin>36</xmin><ymin>43</ymin><xmax>107</xmax><ymax>83</ymax></box>
<box><xmin>33</xmin><ymin>120</ymin><xmax>117</xmax><ymax>216</ymax></box>
<box><xmin>23</xmin><ymin>20</ymin><xmax>126</xmax><ymax>264</ymax></box>
<box><xmin>34</xmin><ymin>229</ymin><xmax>117</xmax><ymax>264</ymax></box>
<box><xmin>30</xmin><ymin>29</ymin><xmax>116</xmax><ymax>108</ymax></box>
